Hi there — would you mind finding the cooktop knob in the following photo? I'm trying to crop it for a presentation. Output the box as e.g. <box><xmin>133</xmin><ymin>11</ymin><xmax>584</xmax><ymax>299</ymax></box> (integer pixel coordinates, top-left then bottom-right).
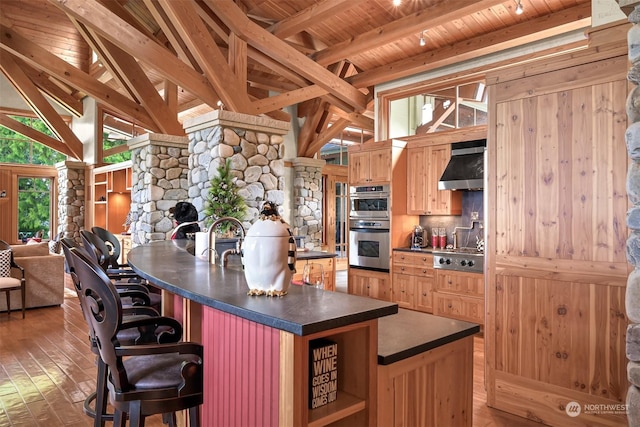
<box><xmin>446</xmin><ymin>259</ymin><xmax>451</xmax><ymax>265</ymax></box>
<box><xmin>460</xmin><ymin>260</ymin><xmax>467</xmax><ymax>266</ymax></box>
<box><xmin>468</xmin><ymin>260</ymin><xmax>475</xmax><ymax>267</ymax></box>
<box><xmin>439</xmin><ymin>258</ymin><xmax>445</xmax><ymax>264</ymax></box>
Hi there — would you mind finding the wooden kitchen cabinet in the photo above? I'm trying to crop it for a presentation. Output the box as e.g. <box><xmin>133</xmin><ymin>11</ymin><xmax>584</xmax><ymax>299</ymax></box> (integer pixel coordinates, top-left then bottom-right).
<box><xmin>294</xmin><ymin>256</ymin><xmax>336</xmax><ymax>292</ymax></box>
<box><xmin>391</xmin><ymin>251</ymin><xmax>434</xmax><ymax>313</ymax></box>
<box><xmin>348</xmin><ymin>269</ymin><xmax>391</xmax><ymax>301</ymax></box>
<box><xmin>407</xmin><ymin>144</ymin><xmax>461</xmax><ymax>215</ymax></box>
<box><xmin>434</xmin><ymin>270</ymin><xmax>484</xmax><ymax>325</ymax></box>
<box><xmin>348</xmin><ymin>148</ymin><xmax>391</xmax><ymax>185</ymax></box>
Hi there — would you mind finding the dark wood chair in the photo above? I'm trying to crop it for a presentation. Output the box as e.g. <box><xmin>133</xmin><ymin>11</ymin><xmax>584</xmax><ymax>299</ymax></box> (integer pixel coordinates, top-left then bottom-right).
<box><xmin>64</xmin><ymin>237</ymin><xmax>158</xmax><ymax>310</ymax></box>
<box><xmin>0</xmin><ymin>240</ymin><xmax>26</xmax><ymax>318</ymax></box>
<box><xmin>91</xmin><ymin>226</ymin><xmax>128</xmax><ymax>270</ymax></box>
<box><xmin>66</xmin><ymin>246</ymin><xmax>202</xmax><ymax>427</ymax></box>
<box><xmin>62</xmin><ymin>241</ymin><xmax>183</xmax><ymax>426</ymax></box>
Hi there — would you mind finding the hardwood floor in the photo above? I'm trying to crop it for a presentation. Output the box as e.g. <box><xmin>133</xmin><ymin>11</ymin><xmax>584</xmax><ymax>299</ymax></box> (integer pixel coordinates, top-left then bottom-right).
<box><xmin>0</xmin><ymin>275</ymin><xmax>541</xmax><ymax>427</ymax></box>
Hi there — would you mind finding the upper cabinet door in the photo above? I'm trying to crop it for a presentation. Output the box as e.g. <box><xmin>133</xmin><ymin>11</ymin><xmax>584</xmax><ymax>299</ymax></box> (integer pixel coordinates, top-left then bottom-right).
<box><xmin>348</xmin><ymin>148</ymin><xmax>391</xmax><ymax>185</ymax></box>
<box><xmin>407</xmin><ymin>144</ymin><xmax>461</xmax><ymax>215</ymax></box>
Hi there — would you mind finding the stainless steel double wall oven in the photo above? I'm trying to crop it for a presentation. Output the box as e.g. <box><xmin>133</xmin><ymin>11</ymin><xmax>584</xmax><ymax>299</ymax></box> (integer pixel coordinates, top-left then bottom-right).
<box><xmin>348</xmin><ymin>184</ymin><xmax>390</xmax><ymax>271</ymax></box>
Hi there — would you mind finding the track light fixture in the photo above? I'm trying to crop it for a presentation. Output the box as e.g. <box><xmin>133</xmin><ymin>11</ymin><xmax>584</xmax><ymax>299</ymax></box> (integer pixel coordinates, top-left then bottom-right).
<box><xmin>515</xmin><ymin>0</ymin><xmax>523</xmax><ymax>15</ymax></box>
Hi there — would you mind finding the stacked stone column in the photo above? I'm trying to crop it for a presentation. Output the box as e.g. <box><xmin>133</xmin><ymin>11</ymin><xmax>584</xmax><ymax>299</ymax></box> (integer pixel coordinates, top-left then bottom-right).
<box><xmin>182</xmin><ymin>110</ymin><xmax>290</xmax><ymax>227</ymax></box>
<box><xmin>625</xmin><ymin>2</ymin><xmax>640</xmax><ymax>426</ymax></box>
<box><xmin>127</xmin><ymin>134</ymin><xmax>190</xmax><ymax>245</ymax></box>
<box><xmin>55</xmin><ymin>160</ymin><xmax>85</xmax><ymax>242</ymax></box>
<box><xmin>291</xmin><ymin>157</ymin><xmax>325</xmax><ymax>250</ymax></box>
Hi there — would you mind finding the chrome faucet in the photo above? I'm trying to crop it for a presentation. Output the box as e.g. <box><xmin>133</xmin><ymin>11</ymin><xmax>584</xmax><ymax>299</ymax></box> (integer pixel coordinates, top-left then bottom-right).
<box><xmin>207</xmin><ymin>217</ymin><xmax>246</xmax><ymax>266</ymax></box>
<box><xmin>452</xmin><ymin>220</ymin><xmax>483</xmax><ymax>250</ymax></box>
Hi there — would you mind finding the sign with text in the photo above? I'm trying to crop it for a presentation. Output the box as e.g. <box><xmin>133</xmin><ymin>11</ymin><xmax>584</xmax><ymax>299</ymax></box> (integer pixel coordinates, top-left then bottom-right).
<box><xmin>309</xmin><ymin>338</ymin><xmax>338</xmax><ymax>409</ymax></box>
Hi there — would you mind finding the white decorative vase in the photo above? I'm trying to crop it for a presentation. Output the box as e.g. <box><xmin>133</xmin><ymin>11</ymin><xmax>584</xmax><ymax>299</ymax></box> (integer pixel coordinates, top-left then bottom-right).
<box><xmin>242</xmin><ymin>215</ymin><xmax>296</xmax><ymax>297</ymax></box>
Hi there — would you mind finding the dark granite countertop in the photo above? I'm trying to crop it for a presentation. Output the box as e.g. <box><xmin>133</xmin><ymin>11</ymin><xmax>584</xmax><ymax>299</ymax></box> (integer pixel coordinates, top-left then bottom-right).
<box><xmin>128</xmin><ymin>240</ymin><xmax>396</xmax><ymax>336</ymax></box>
<box><xmin>297</xmin><ymin>250</ymin><xmax>337</xmax><ymax>260</ymax></box>
<box><xmin>377</xmin><ymin>309</ymin><xmax>480</xmax><ymax>365</ymax></box>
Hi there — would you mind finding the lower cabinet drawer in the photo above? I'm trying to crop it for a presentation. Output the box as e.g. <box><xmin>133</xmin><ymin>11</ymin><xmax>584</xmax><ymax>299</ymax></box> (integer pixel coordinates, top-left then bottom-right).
<box><xmin>434</xmin><ymin>292</ymin><xmax>484</xmax><ymax>325</ymax></box>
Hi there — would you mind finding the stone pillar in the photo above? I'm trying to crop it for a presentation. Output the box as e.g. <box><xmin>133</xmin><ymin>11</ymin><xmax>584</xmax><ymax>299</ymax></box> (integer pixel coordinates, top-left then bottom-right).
<box><xmin>55</xmin><ymin>160</ymin><xmax>86</xmax><ymax>242</ymax></box>
<box><xmin>623</xmin><ymin>2</ymin><xmax>640</xmax><ymax>426</ymax></box>
<box><xmin>291</xmin><ymin>157</ymin><xmax>325</xmax><ymax>250</ymax></box>
<box><xmin>127</xmin><ymin>133</ymin><xmax>190</xmax><ymax>245</ymax></box>
<box><xmin>182</xmin><ymin>110</ymin><xmax>290</xmax><ymax>227</ymax></box>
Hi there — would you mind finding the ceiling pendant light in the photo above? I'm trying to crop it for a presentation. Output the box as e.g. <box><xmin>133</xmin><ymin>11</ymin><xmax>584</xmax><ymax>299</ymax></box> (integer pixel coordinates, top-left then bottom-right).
<box><xmin>515</xmin><ymin>0</ymin><xmax>524</xmax><ymax>15</ymax></box>
<box><xmin>419</xmin><ymin>31</ymin><xmax>426</xmax><ymax>47</ymax></box>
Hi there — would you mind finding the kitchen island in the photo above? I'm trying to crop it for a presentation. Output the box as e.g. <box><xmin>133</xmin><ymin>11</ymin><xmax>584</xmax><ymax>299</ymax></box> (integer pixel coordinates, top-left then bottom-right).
<box><xmin>129</xmin><ymin>240</ymin><xmax>395</xmax><ymax>426</ymax></box>
<box><xmin>128</xmin><ymin>240</ymin><xmax>478</xmax><ymax>426</ymax></box>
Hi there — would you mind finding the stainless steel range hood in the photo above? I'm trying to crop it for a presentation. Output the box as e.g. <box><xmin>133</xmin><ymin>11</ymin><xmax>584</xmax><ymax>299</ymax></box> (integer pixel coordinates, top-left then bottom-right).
<box><xmin>438</xmin><ymin>139</ymin><xmax>486</xmax><ymax>190</ymax></box>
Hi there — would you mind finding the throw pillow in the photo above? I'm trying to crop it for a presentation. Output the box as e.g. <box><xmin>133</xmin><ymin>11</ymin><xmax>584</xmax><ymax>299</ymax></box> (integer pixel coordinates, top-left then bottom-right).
<box><xmin>0</xmin><ymin>249</ymin><xmax>11</xmax><ymax>277</ymax></box>
<box><xmin>48</xmin><ymin>240</ymin><xmax>61</xmax><ymax>254</ymax></box>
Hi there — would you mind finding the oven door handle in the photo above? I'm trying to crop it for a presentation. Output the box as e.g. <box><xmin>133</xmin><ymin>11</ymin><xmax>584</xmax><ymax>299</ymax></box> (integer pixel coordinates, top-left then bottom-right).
<box><xmin>349</xmin><ymin>228</ymin><xmax>390</xmax><ymax>233</ymax></box>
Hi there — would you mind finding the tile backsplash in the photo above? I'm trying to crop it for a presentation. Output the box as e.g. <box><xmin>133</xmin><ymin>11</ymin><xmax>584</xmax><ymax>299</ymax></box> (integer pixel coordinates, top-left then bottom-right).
<box><xmin>419</xmin><ymin>191</ymin><xmax>484</xmax><ymax>249</ymax></box>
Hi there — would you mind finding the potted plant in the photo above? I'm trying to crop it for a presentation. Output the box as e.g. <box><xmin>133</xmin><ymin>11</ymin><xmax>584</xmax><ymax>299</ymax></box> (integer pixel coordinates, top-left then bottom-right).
<box><xmin>204</xmin><ymin>159</ymin><xmax>247</xmax><ymax>237</ymax></box>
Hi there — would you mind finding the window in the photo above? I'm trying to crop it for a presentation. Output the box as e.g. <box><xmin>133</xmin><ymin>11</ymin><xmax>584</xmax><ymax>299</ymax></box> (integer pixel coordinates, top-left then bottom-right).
<box><xmin>0</xmin><ymin>116</ymin><xmax>66</xmax><ymax>165</ymax></box>
<box><xmin>18</xmin><ymin>176</ymin><xmax>53</xmax><ymax>241</ymax></box>
<box><xmin>384</xmin><ymin>80</ymin><xmax>487</xmax><ymax>139</ymax></box>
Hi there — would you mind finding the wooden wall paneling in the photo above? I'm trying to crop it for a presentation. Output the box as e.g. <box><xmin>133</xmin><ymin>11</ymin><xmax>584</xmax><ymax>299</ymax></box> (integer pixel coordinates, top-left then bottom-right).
<box><xmin>0</xmin><ymin>168</ymin><xmax>12</xmax><ymax>242</ymax></box>
<box><xmin>486</xmin><ymin>24</ymin><xmax>630</xmax><ymax>425</ymax></box>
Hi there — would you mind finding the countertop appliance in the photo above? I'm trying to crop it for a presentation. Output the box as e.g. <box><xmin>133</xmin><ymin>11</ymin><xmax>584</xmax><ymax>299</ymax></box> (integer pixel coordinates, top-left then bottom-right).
<box><xmin>411</xmin><ymin>225</ymin><xmax>425</xmax><ymax>250</ymax></box>
<box><xmin>349</xmin><ymin>219</ymin><xmax>390</xmax><ymax>271</ymax></box>
<box><xmin>349</xmin><ymin>184</ymin><xmax>390</xmax><ymax>219</ymax></box>
<box><xmin>432</xmin><ymin>249</ymin><xmax>484</xmax><ymax>274</ymax></box>
<box><xmin>438</xmin><ymin>139</ymin><xmax>486</xmax><ymax>191</ymax></box>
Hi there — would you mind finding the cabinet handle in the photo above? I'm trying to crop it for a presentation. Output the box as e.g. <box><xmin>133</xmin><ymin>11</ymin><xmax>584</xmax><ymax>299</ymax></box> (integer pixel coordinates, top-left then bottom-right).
<box><xmin>422</xmin><ymin>269</ymin><xmax>427</xmax><ymax>273</ymax></box>
<box><xmin>422</xmin><ymin>292</ymin><xmax>427</xmax><ymax>296</ymax></box>
<box><xmin>448</xmin><ymin>280</ymin><xmax>453</xmax><ymax>285</ymax></box>
<box><xmin>422</xmin><ymin>257</ymin><xmax>426</xmax><ymax>262</ymax></box>
<box><xmin>401</xmin><ymin>267</ymin><xmax>405</xmax><ymax>271</ymax></box>
<box><xmin>448</xmin><ymin>303</ymin><xmax>453</xmax><ymax>309</ymax></box>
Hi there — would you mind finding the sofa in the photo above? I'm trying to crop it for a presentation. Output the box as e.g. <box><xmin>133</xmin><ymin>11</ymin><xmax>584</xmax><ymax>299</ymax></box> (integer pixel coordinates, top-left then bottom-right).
<box><xmin>0</xmin><ymin>242</ymin><xmax>65</xmax><ymax>312</ymax></box>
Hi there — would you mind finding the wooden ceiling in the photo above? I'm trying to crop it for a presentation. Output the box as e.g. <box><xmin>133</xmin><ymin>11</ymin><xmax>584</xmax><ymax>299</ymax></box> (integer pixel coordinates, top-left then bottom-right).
<box><xmin>0</xmin><ymin>0</ymin><xmax>591</xmax><ymax>160</ymax></box>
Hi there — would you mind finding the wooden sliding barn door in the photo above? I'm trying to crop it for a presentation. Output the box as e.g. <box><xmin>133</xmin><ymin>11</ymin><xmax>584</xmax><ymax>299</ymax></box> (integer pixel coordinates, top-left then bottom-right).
<box><xmin>486</xmin><ymin>33</ymin><xmax>629</xmax><ymax>426</ymax></box>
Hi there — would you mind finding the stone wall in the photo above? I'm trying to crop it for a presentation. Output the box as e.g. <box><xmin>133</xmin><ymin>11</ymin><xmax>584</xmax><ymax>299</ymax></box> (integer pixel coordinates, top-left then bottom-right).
<box><xmin>625</xmin><ymin>2</ymin><xmax>640</xmax><ymax>426</ymax></box>
<box><xmin>127</xmin><ymin>134</ymin><xmax>190</xmax><ymax>245</ymax></box>
<box><xmin>183</xmin><ymin>110</ymin><xmax>290</xmax><ymax>228</ymax></box>
<box><xmin>291</xmin><ymin>157</ymin><xmax>325</xmax><ymax>250</ymax></box>
<box><xmin>55</xmin><ymin>160</ymin><xmax>85</xmax><ymax>242</ymax></box>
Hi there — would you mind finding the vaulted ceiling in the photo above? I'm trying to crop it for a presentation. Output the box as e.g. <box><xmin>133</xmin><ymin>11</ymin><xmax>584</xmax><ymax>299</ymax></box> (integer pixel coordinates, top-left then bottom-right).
<box><xmin>0</xmin><ymin>0</ymin><xmax>591</xmax><ymax>161</ymax></box>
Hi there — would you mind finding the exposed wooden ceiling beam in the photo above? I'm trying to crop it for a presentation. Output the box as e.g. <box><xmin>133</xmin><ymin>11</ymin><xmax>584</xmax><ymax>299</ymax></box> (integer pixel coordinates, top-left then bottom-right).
<box><xmin>268</xmin><ymin>0</ymin><xmax>365</xmax><ymax>40</ymax></box>
<box><xmin>349</xmin><ymin>3</ymin><xmax>592</xmax><ymax>88</ymax></box>
<box><xmin>252</xmin><ymin>85</ymin><xmax>328</xmax><ymax>115</ymax></box>
<box><xmin>207</xmin><ymin>0</ymin><xmax>367</xmax><ymax>111</ymax></box>
<box><xmin>87</xmin><ymin>30</ymin><xmax>185</xmax><ymax>135</ymax></box>
<box><xmin>327</xmin><ymin>105</ymin><xmax>373</xmax><ymax>131</ymax></box>
<box><xmin>18</xmin><ymin>61</ymin><xmax>84</xmax><ymax>117</ymax></box>
<box><xmin>304</xmin><ymin>117</ymin><xmax>351</xmax><ymax>157</ymax></box>
<box><xmin>142</xmin><ymin>0</ymin><xmax>203</xmax><ymax>73</ymax></box>
<box><xmin>0</xmin><ymin>55</ymin><xmax>83</xmax><ymax>159</ymax></box>
<box><xmin>0</xmin><ymin>22</ymin><xmax>160</xmax><ymax>132</ymax></box>
<box><xmin>156</xmin><ymin>0</ymin><xmax>253</xmax><ymax>113</ymax></box>
<box><xmin>312</xmin><ymin>0</ymin><xmax>506</xmax><ymax>67</ymax></box>
<box><xmin>0</xmin><ymin>113</ymin><xmax>75</xmax><ymax>158</ymax></box>
<box><xmin>50</xmin><ymin>0</ymin><xmax>222</xmax><ymax>110</ymax></box>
